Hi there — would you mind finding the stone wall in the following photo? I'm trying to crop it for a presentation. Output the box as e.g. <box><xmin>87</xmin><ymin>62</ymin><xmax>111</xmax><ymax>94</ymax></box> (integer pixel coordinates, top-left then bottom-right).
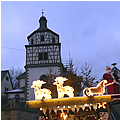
<box><xmin>1</xmin><ymin>109</ymin><xmax>38</xmax><ymax>120</ymax></box>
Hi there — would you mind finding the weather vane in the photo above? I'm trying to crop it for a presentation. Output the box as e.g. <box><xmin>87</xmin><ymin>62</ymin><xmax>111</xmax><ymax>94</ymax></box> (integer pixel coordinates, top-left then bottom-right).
<box><xmin>41</xmin><ymin>9</ymin><xmax>45</xmax><ymax>16</ymax></box>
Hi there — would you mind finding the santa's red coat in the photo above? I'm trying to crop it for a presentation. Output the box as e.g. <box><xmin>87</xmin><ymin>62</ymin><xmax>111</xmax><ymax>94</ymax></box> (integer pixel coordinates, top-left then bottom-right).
<box><xmin>102</xmin><ymin>72</ymin><xmax>119</xmax><ymax>94</ymax></box>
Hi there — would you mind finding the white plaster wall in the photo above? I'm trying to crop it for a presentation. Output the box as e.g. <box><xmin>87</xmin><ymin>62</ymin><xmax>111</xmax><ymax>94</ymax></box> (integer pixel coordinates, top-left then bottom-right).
<box><xmin>27</xmin><ymin>66</ymin><xmax>60</xmax><ymax>100</ymax></box>
<box><xmin>1</xmin><ymin>73</ymin><xmax>13</xmax><ymax>96</ymax></box>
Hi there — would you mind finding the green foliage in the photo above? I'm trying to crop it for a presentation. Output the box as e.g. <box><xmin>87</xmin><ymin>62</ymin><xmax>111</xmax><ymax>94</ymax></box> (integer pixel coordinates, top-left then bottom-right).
<box><xmin>64</xmin><ymin>55</ymin><xmax>97</xmax><ymax>95</ymax></box>
<box><xmin>80</xmin><ymin>62</ymin><xmax>97</xmax><ymax>89</ymax></box>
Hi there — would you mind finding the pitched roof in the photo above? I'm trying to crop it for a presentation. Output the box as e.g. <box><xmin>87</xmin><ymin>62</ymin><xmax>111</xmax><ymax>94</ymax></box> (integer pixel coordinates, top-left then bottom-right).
<box><xmin>1</xmin><ymin>70</ymin><xmax>13</xmax><ymax>89</ymax></box>
<box><xmin>27</xmin><ymin>28</ymin><xmax>59</xmax><ymax>40</ymax></box>
<box><xmin>1</xmin><ymin>70</ymin><xmax>9</xmax><ymax>81</ymax></box>
<box><xmin>16</xmin><ymin>72</ymin><xmax>26</xmax><ymax>80</ymax></box>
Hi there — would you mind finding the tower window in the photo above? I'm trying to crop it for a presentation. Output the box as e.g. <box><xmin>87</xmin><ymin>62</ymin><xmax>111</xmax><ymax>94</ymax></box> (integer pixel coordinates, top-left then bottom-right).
<box><xmin>44</xmin><ymin>52</ymin><xmax>48</xmax><ymax>60</ymax></box>
<box><xmin>38</xmin><ymin>53</ymin><xmax>43</xmax><ymax>60</ymax></box>
<box><xmin>52</xmin><ymin>37</ymin><xmax>55</xmax><ymax>43</ymax></box>
<box><xmin>41</xmin><ymin>35</ymin><xmax>44</xmax><ymax>41</ymax></box>
<box><xmin>38</xmin><ymin>52</ymin><xmax>48</xmax><ymax>60</ymax></box>
<box><xmin>31</xmin><ymin>39</ymin><xmax>33</xmax><ymax>45</ymax></box>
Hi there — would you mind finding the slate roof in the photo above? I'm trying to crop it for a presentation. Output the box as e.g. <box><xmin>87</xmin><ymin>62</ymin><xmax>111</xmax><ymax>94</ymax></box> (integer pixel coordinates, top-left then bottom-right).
<box><xmin>27</xmin><ymin>15</ymin><xmax>59</xmax><ymax>39</ymax></box>
<box><xmin>27</xmin><ymin>27</ymin><xmax>59</xmax><ymax>40</ymax></box>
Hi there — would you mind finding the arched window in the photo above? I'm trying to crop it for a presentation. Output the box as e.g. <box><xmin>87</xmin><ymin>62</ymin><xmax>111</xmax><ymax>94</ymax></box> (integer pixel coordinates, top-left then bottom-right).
<box><xmin>39</xmin><ymin>74</ymin><xmax>48</xmax><ymax>88</ymax></box>
<box><xmin>39</xmin><ymin>74</ymin><xmax>47</xmax><ymax>81</ymax></box>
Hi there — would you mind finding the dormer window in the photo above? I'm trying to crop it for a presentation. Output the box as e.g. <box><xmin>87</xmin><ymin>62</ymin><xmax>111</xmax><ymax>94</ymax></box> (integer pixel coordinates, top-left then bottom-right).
<box><xmin>41</xmin><ymin>35</ymin><xmax>44</xmax><ymax>41</ymax></box>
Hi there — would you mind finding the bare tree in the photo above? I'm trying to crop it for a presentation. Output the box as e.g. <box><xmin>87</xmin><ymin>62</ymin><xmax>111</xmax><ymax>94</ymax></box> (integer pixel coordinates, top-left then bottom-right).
<box><xmin>45</xmin><ymin>68</ymin><xmax>58</xmax><ymax>98</ymax></box>
<box><xmin>64</xmin><ymin>54</ymin><xmax>83</xmax><ymax>95</ymax></box>
<box><xmin>9</xmin><ymin>66</ymin><xmax>24</xmax><ymax>89</ymax></box>
<box><xmin>80</xmin><ymin>62</ymin><xmax>97</xmax><ymax>89</ymax></box>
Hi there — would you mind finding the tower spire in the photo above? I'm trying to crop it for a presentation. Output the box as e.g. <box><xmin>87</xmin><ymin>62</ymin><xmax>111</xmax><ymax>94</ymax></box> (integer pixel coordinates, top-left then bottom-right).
<box><xmin>39</xmin><ymin>9</ymin><xmax>47</xmax><ymax>29</ymax></box>
<box><xmin>41</xmin><ymin>9</ymin><xmax>45</xmax><ymax>16</ymax></box>
<box><xmin>42</xmin><ymin>11</ymin><xmax>44</xmax><ymax>16</ymax></box>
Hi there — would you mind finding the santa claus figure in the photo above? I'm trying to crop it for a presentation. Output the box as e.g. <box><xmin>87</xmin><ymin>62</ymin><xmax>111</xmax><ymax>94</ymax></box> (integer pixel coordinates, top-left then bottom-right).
<box><xmin>102</xmin><ymin>67</ymin><xmax>120</xmax><ymax>97</ymax></box>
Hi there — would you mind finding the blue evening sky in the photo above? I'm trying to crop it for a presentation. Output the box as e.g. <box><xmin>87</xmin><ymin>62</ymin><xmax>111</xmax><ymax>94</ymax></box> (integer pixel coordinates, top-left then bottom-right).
<box><xmin>1</xmin><ymin>1</ymin><xmax>120</xmax><ymax>80</ymax></box>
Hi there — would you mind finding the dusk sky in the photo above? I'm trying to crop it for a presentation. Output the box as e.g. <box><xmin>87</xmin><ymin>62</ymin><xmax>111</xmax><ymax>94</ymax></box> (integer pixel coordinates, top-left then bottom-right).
<box><xmin>1</xmin><ymin>1</ymin><xmax>120</xmax><ymax>81</ymax></box>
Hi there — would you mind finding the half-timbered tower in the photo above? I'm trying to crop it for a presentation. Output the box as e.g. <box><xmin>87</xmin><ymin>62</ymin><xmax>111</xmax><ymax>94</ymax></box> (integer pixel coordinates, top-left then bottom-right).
<box><xmin>25</xmin><ymin>13</ymin><xmax>64</xmax><ymax>100</ymax></box>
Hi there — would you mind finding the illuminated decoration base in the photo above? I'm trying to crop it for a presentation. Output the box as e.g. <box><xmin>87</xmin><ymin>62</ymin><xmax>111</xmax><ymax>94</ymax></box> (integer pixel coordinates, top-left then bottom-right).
<box><xmin>27</xmin><ymin>95</ymin><xmax>111</xmax><ymax>108</ymax></box>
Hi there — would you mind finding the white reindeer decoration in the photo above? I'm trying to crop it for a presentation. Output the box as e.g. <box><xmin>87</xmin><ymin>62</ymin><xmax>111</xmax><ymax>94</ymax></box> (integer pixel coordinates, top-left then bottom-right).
<box><xmin>31</xmin><ymin>80</ymin><xmax>52</xmax><ymax>100</ymax></box>
<box><xmin>53</xmin><ymin>77</ymin><xmax>74</xmax><ymax>98</ymax></box>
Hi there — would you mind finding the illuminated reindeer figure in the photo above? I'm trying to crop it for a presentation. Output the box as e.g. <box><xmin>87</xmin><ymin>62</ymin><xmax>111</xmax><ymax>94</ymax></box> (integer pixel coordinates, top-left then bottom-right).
<box><xmin>53</xmin><ymin>77</ymin><xmax>74</xmax><ymax>98</ymax></box>
<box><xmin>83</xmin><ymin>80</ymin><xmax>107</xmax><ymax>96</ymax></box>
<box><xmin>31</xmin><ymin>80</ymin><xmax>52</xmax><ymax>100</ymax></box>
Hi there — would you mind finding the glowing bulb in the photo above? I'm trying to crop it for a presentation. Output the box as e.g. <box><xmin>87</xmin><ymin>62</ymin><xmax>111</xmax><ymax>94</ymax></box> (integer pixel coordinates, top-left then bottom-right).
<box><xmin>40</xmin><ymin>108</ymin><xmax>43</xmax><ymax>110</ymax></box>
<box><xmin>61</xmin><ymin>112</ymin><xmax>68</xmax><ymax>120</ymax></box>
<box><xmin>98</xmin><ymin>102</ymin><xmax>107</xmax><ymax>109</ymax></box>
<box><xmin>68</xmin><ymin>106</ymin><xmax>71</xmax><ymax>108</ymax></box>
<box><xmin>90</xmin><ymin>103</ymin><xmax>92</xmax><ymax>106</ymax></box>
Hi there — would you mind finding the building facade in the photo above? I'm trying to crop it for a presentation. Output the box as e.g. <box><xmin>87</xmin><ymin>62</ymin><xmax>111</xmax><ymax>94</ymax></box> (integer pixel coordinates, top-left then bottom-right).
<box><xmin>1</xmin><ymin>70</ymin><xmax>13</xmax><ymax>97</ymax></box>
<box><xmin>24</xmin><ymin>13</ymin><xmax>65</xmax><ymax>100</ymax></box>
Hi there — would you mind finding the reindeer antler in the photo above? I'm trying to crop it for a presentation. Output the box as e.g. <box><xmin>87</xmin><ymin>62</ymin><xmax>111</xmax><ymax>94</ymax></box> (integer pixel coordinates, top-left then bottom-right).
<box><xmin>55</xmin><ymin>77</ymin><xmax>68</xmax><ymax>82</ymax></box>
<box><xmin>31</xmin><ymin>80</ymin><xmax>46</xmax><ymax>89</ymax></box>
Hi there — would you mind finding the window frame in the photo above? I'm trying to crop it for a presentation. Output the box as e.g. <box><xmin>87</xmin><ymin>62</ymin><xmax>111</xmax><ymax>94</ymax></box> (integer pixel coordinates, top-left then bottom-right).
<box><xmin>6</xmin><ymin>76</ymin><xmax>9</xmax><ymax>81</ymax></box>
<box><xmin>38</xmin><ymin>52</ymin><xmax>48</xmax><ymax>60</ymax></box>
<box><xmin>38</xmin><ymin>53</ymin><xmax>43</xmax><ymax>60</ymax></box>
<box><xmin>52</xmin><ymin>37</ymin><xmax>55</xmax><ymax>43</ymax></box>
<box><xmin>5</xmin><ymin>87</ymin><xmax>8</xmax><ymax>91</ymax></box>
<box><xmin>41</xmin><ymin>35</ymin><xmax>44</xmax><ymax>41</ymax></box>
<box><xmin>31</xmin><ymin>39</ymin><xmax>33</xmax><ymax>45</ymax></box>
<box><xmin>44</xmin><ymin>52</ymin><xmax>48</xmax><ymax>60</ymax></box>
